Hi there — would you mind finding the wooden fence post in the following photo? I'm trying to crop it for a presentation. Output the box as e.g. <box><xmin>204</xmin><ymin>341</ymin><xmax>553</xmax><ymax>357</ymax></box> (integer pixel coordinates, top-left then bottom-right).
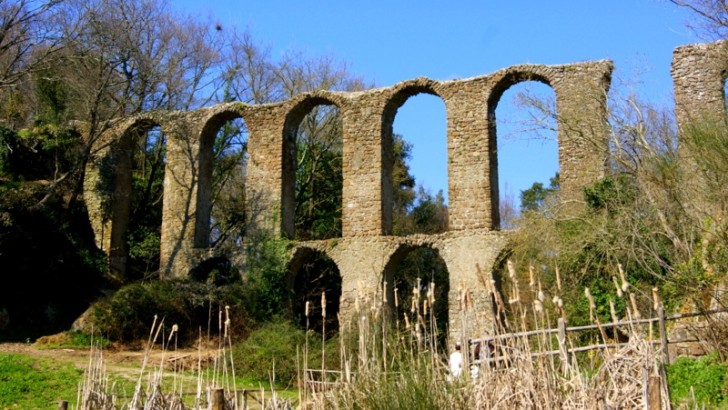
<box><xmin>210</xmin><ymin>388</ymin><xmax>225</xmax><ymax>410</ymax></box>
<box><xmin>57</xmin><ymin>400</ymin><xmax>68</xmax><ymax>410</ymax></box>
<box><xmin>557</xmin><ymin>318</ymin><xmax>569</xmax><ymax>373</ymax></box>
<box><xmin>658</xmin><ymin>306</ymin><xmax>669</xmax><ymax>364</ymax></box>
<box><xmin>647</xmin><ymin>374</ymin><xmax>662</xmax><ymax>410</ymax></box>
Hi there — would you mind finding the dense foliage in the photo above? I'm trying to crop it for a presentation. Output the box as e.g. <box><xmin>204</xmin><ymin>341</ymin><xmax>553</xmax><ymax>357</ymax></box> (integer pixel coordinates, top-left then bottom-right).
<box><xmin>232</xmin><ymin>319</ymin><xmax>339</xmax><ymax>387</ymax></box>
<box><xmin>668</xmin><ymin>353</ymin><xmax>728</xmax><ymax>407</ymax></box>
<box><xmin>91</xmin><ymin>280</ymin><xmax>249</xmax><ymax>344</ymax></box>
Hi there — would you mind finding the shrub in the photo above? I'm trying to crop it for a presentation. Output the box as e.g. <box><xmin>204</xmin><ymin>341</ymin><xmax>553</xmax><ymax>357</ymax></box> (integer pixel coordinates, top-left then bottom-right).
<box><xmin>91</xmin><ymin>280</ymin><xmax>250</xmax><ymax>344</ymax></box>
<box><xmin>243</xmin><ymin>235</ymin><xmax>292</xmax><ymax>322</ymax></box>
<box><xmin>667</xmin><ymin>353</ymin><xmax>728</xmax><ymax>407</ymax></box>
<box><xmin>232</xmin><ymin>319</ymin><xmax>338</xmax><ymax>387</ymax></box>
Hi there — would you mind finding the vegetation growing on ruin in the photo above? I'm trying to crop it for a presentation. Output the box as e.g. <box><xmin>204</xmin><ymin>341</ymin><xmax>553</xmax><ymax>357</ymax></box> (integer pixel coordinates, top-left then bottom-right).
<box><xmin>0</xmin><ymin>0</ymin><xmax>728</xmax><ymax>408</ymax></box>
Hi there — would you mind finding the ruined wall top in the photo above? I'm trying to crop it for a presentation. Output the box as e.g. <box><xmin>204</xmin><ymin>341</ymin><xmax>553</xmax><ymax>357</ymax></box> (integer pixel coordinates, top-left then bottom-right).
<box><xmin>672</xmin><ymin>39</ymin><xmax>728</xmax><ymax>126</ymax></box>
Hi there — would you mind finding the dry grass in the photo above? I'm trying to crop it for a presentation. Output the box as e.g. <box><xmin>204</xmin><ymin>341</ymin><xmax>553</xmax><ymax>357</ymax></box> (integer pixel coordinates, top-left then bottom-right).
<box><xmin>305</xmin><ymin>262</ymin><xmax>682</xmax><ymax>410</ymax></box>
<box><xmin>75</xmin><ymin>309</ymin><xmax>294</xmax><ymax>409</ymax></box>
<box><xmin>75</xmin><ymin>262</ymin><xmax>716</xmax><ymax>409</ymax></box>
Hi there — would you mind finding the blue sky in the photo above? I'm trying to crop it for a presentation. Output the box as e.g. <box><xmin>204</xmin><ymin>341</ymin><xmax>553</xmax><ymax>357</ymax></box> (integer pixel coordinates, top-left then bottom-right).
<box><xmin>173</xmin><ymin>0</ymin><xmax>699</xmax><ymax>207</ymax></box>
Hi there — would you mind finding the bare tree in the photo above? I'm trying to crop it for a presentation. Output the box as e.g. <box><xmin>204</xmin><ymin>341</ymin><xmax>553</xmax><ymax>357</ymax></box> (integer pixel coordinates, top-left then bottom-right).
<box><xmin>210</xmin><ymin>38</ymin><xmax>369</xmax><ymax>245</ymax></box>
<box><xmin>56</xmin><ymin>0</ymin><xmax>223</xmax><ymax>117</ymax></box>
<box><xmin>220</xmin><ymin>29</ymin><xmax>282</xmax><ymax>105</ymax></box>
<box><xmin>0</xmin><ymin>0</ymin><xmax>61</xmax><ymax>89</ymax></box>
<box><xmin>0</xmin><ymin>0</ymin><xmax>63</xmax><ymax>128</ymax></box>
<box><xmin>21</xmin><ymin>0</ymin><xmax>226</xmax><ymax>206</ymax></box>
<box><xmin>669</xmin><ymin>0</ymin><xmax>728</xmax><ymax>39</ymax></box>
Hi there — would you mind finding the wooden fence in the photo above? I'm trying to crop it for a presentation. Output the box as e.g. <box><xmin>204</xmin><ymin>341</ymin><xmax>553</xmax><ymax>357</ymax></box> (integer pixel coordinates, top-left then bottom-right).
<box><xmin>63</xmin><ymin>387</ymin><xmax>288</xmax><ymax>410</ymax></box>
<box><xmin>303</xmin><ymin>307</ymin><xmax>728</xmax><ymax>398</ymax></box>
<box><xmin>304</xmin><ymin>368</ymin><xmax>348</xmax><ymax>393</ymax></box>
<box><xmin>469</xmin><ymin>307</ymin><xmax>727</xmax><ymax>369</ymax></box>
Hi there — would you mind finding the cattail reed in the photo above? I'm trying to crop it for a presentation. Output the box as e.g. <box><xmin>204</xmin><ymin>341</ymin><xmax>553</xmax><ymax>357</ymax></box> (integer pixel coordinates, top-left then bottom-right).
<box><xmin>585</xmin><ymin>287</ymin><xmax>596</xmax><ymax>322</ymax></box>
<box><xmin>630</xmin><ymin>293</ymin><xmax>641</xmax><ymax>319</ymax></box>
<box><xmin>618</xmin><ymin>263</ymin><xmax>629</xmax><ymax>293</ymax></box>
<box><xmin>613</xmin><ymin>276</ymin><xmax>623</xmax><ymax>298</ymax></box>
<box><xmin>555</xmin><ymin>265</ymin><xmax>562</xmax><ymax>291</ymax></box>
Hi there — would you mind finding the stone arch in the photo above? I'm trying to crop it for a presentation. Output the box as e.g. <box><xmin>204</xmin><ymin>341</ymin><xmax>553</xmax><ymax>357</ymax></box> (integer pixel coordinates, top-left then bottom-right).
<box><xmin>382</xmin><ymin>240</ymin><xmax>450</xmax><ymax>344</ymax></box>
<box><xmin>281</xmin><ymin>94</ymin><xmax>346</xmax><ymax>240</ymax></box>
<box><xmin>484</xmin><ymin>63</ymin><xmax>612</xmax><ymax>224</ymax></box>
<box><xmin>84</xmin><ymin>114</ymin><xmax>167</xmax><ymax>279</ymax></box>
<box><xmin>287</xmin><ymin>245</ymin><xmax>342</xmax><ymax>335</ymax></box>
<box><xmin>381</xmin><ymin>80</ymin><xmax>448</xmax><ymax>235</ymax></box>
<box><xmin>195</xmin><ymin>105</ymin><xmax>251</xmax><ymax>248</ymax></box>
<box><xmin>188</xmin><ymin>255</ymin><xmax>238</xmax><ymax>285</ymax></box>
<box><xmin>486</xmin><ymin>70</ymin><xmax>554</xmax><ymax>228</ymax></box>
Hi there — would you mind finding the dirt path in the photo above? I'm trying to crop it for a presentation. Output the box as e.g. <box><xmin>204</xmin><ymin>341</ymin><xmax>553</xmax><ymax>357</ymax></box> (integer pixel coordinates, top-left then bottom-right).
<box><xmin>0</xmin><ymin>342</ymin><xmax>223</xmax><ymax>382</ymax></box>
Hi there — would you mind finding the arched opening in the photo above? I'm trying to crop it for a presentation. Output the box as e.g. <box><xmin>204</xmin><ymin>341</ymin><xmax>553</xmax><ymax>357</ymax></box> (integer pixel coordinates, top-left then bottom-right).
<box><xmin>383</xmin><ymin>244</ymin><xmax>449</xmax><ymax>348</ymax></box>
<box><xmin>385</xmin><ymin>89</ymin><xmax>448</xmax><ymax>236</ymax></box>
<box><xmin>283</xmin><ymin>99</ymin><xmax>343</xmax><ymax>241</ymax></box>
<box><xmin>124</xmin><ymin>122</ymin><xmax>166</xmax><ymax>280</ymax></box>
<box><xmin>289</xmin><ymin>248</ymin><xmax>342</xmax><ymax>337</ymax></box>
<box><xmin>489</xmin><ymin>79</ymin><xmax>558</xmax><ymax>229</ymax></box>
<box><xmin>197</xmin><ymin>113</ymin><xmax>248</xmax><ymax>257</ymax></box>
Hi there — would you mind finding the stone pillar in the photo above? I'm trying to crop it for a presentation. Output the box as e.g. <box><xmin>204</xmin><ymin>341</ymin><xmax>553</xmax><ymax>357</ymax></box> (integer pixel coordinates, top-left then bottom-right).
<box><xmin>439</xmin><ymin>80</ymin><xmax>493</xmax><ymax>231</ymax></box>
<box><xmin>84</xmin><ymin>132</ymin><xmax>115</xmax><ymax>255</ymax></box>
<box><xmin>671</xmin><ymin>40</ymin><xmax>728</xmax><ymax>237</ymax></box>
<box><xmin>328</xmin><ymin>238</ymin><xmax>396</xmax><ymax>323</ymax></box>
<box><xmin>159</xmin><ymin>113</ymin><xmax>206</xmax><ymax>278</ymax></box>
<box><xmin>83</xmin><ymin>121</ymin><xmax>137</xmax><ymax>281</ymax></box>
<box><xmin>439</xmin><ymin>231</ymin><xmax>509</xmax><ymax>345</ymax></box>
<box><xmin>672</xmin><ymin>40</ymin><xmax>728</xmax><ymax>131</ymax></box>
<box><xmin>245</xmin><ymin>104</ymin><xmax>289</xmax><ymax>237</ymax></box>
<box><xmin>551</xmin><ymin>61</ymin><xmax>613</xmax><ymax>208</ymax></box>
<box><xmin>341</xmin><ymin>94</ymin><xmax>387</xmax><ymax>236</ymax></box>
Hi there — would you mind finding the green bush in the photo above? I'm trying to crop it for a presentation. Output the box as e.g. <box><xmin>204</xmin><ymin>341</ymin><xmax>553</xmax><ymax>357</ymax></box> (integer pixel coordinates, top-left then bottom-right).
<box><xmin>667</xmin><ymin>353</ymin><xmax>728</xmax><ymax>407</ymax></box>
<box><xmin>243</xmin><ymin>235</ymin><xmax>292</xmax><ymax>322</ymax></box>
<box><xmin>232</xmin><ymin>319</ymin><xmax>338</xmax><ymax>388</ymax></box>
<box><xmin>91</xmin><ymin>280</ymin><xmax>250</xmax><ymax>344</ymax></box>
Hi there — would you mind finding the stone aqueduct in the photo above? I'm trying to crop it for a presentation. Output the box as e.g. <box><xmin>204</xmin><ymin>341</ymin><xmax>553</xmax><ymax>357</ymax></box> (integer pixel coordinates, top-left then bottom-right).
<box><xmin>82</xmin><ymin>40</ymin><xmax>727</xmax><ymax>341</ymax></box>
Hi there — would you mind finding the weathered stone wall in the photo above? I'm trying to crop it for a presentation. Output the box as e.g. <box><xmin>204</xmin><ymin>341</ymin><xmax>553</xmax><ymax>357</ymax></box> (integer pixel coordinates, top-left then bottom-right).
<box><xmin>671</xmin><ymin>40</ymin><xmax>728</xmax><ymax>226</ymax></box>
<box><xmin>84</xmin><ymin>113</ymin><xmax>168</xmax><ymax>279</ymax></box>
<box><xmin>294</xmin><ymin>230</ymin><xmax>510</xmax><ymax>344</ymax></box>
<box><xmin>84</xmin><ymin>59</ymin><xmax>615</xmax><ymax>341</ymax></box>
<box><xmin>672</xmin><ymin>40</ymin><xmax>728</xmax><ymax>127</ymax></box>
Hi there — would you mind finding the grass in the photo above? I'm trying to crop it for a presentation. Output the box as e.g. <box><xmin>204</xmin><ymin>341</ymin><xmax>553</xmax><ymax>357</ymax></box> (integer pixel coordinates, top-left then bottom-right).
<box><xmin>0</xmin><ymin>324</ymin><xmax>297</xmax><ymax>409</ymax></box>
<box><xmin>0</xmin><ymin>353</ymin><xmax>83</xmax><ymax>409</ymax></box>
<box><xmin>668</xmin><ymin>353</ymin><xmax>728</xmax><ymax>408</ymax></box>
<box><xmin>72</xmin><ymin>313</ymin><xmax>299</xmax><ymax>409</ymax></box>
<box><xmin>4</xmin><ymin>260</ymin><xmax>727</xmax><ymax>409</ymax></box>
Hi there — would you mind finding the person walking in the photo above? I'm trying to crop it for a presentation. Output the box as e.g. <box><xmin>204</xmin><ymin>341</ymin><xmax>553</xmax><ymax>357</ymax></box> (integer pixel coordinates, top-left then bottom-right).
<box><xmin>449</xmin><ymin>342</ymin><xmax>463</xmax><ymax>379</ymax></box>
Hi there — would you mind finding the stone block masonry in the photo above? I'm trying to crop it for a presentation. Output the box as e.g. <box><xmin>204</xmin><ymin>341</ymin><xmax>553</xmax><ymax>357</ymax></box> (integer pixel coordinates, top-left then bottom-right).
<box><xmin>88</xmin><ymin>47</ymin><xmax>707</xmax><ymax>343</ymax></box>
